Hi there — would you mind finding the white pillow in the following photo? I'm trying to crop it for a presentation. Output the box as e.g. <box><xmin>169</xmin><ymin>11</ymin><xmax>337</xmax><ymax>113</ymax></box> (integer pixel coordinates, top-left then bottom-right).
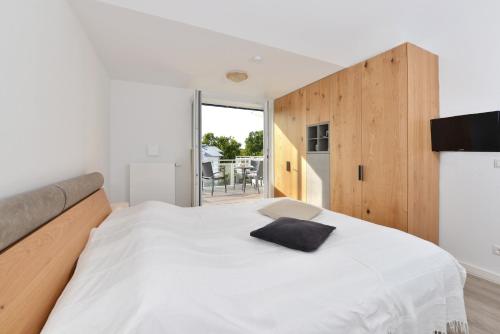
<box><xmin>258</xmin><ymin>199</ymin><xmax>322</xmax><ymax>220</ymax></box>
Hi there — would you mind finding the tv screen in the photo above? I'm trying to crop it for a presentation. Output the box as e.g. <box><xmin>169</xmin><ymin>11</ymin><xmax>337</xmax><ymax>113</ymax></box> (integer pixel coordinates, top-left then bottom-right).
<box><xmin>431</xmin><ymin>111</ymin><xmax>500</xmax><ymax>152</ymax></box>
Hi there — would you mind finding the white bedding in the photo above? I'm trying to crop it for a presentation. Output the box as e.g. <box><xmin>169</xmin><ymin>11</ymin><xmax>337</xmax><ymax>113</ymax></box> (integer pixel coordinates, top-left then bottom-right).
<box><xmin>42</xmin><ymin>199</ymin><xmax>467</xmax><ymax>334</ymax></box>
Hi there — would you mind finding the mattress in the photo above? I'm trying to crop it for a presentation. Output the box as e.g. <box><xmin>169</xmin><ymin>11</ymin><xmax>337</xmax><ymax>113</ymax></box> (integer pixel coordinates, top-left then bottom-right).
<box><xmin>42</xmin><ymin>199</ymin><xmax>467</xmax><ymax>334</ymax></box>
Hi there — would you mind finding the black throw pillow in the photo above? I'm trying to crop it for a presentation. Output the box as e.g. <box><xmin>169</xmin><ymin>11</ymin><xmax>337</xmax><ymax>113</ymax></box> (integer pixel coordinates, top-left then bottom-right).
<box><xmin>250</xmin><ymin>217</ymin><xmax>335</xmax><ymax>252</ymax></box>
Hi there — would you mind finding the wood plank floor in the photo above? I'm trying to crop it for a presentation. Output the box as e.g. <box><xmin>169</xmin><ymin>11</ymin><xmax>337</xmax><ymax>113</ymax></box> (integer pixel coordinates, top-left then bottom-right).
<box><xmin>465</xmin><ymin>275</ymin><xmax>500</xmax><ymax>334</ymax></box>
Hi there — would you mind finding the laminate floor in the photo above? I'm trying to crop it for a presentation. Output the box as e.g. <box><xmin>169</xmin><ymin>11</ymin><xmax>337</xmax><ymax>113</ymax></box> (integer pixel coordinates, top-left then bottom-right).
<box><xmin>464</xmin><ymin>275</ymin><xmax>500</xmax><ymax>334</ymax></box>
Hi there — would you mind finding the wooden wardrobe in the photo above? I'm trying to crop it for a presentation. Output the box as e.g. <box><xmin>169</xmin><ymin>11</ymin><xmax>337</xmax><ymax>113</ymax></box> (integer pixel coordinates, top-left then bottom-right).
<box><xmin>274</xmin><ymin>88</ymin><xmax>308</xmax><ymax>200</ymax></box>
<box><xmin>273</xmin><ymin>43</ymin><xmax>439</xmax><ymax>243</ymax></box>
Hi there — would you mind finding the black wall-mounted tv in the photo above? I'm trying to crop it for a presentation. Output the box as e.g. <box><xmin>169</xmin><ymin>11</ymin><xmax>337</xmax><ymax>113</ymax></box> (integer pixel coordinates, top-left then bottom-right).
<box><xmin>431</xmin><ymin>111</ymin><xmax>500</xmax><ymax>152</ymax></box>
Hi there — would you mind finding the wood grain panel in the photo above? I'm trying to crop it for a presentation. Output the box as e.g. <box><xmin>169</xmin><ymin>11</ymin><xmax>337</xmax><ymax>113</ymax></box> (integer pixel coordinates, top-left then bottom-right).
<box><xmin>361</xmin><ymin>45</ymin><xmax>408</xmax><ymax>231</ymax></box>
<box><xmin>0</xmin><ymin>189</ymin><xmax>111</xmax><ymax>334</ymax></box>
<box><xmin>273</xmin><ymin>97</ymin><xmax>287</xmax><ymax>197</ymax></box>
<box><xmin>407</xmin><ymin>43</ymin><xmax>440</xmax><ymax>243</ymax></box>
<box><xmin>290</xmin><ymin>88</ymin><xmax>307</xmax><ymax>200</ymax></box>
<box><xmin>286</xmin><ymin>93</ymin><xmax>299</xmax><ymax>199</ymax></box>
<box><xmin>273</xmin><ymin>96</ymin><xmax>288</xmax><ymax>197</ymax></box>
<box><xmin>331</xmin><ymin>65</ymin><xmax>363</xmax><ymax>218</ymax></box>
<box><xmin>306</xmin><ymin>78</ymin><xmax>330</xmax><ymax>125</ymax></box>
<box><xmin>274</xmin><ymin>89</ymin><xmax>306</xmax><ymax>200</ymax></box>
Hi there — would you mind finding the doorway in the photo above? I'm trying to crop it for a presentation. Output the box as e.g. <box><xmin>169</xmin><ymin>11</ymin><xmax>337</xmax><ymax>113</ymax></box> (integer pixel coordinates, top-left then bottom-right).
<box><xmin>199</xmin><ymin>103</ymin><xmax>268</xmax><ymax>205</ymax></box>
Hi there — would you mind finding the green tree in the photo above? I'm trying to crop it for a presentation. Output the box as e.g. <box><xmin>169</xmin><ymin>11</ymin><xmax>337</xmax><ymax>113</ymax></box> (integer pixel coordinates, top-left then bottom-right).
<box><xmin>215</xmin><ymin>136</ymin><xmax>241</xmax><ymax>160</ymax></box>
<box><xmin>243</xmin><ymin>130</ymin><xmax>264</xmax><ymax>156</ymax></box>
<box><xmin>202</xmin><ymin>132</ymin><xmax>242</xmax><ymax>159</ymax></box>
<box><xmin>202</xmin><ymin>132</ymin><xmax>217</xmax><ymax>146</ymax></box>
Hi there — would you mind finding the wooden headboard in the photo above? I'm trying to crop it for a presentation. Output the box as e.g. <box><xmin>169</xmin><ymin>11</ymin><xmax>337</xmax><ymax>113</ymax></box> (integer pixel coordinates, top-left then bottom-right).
<box><xmin>0</xmin><ymin>189</ymin><xmax>111</xmax><ymax>334</ymax></box>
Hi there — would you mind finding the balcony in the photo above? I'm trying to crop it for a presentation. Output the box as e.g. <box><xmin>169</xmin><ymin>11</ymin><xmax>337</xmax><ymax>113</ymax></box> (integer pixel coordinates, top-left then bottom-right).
<box><xmin>202</xmin><ymin>156</ymin><xmax>264</xmax><ymax>205</ymax></box>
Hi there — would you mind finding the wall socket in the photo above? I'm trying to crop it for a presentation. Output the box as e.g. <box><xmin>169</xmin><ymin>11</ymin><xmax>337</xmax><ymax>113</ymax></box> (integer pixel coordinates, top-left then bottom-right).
<box><xmin>493</xmin><ymin>244</ymin><xmax>500</xmax><ymax>256</ymax></box>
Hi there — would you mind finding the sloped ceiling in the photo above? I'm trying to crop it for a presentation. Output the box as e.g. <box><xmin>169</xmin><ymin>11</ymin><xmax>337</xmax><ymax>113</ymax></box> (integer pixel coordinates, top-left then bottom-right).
<box><xmin>84</xmin><ymin>0</ymin><xmax>500</xmax><ymax>115</ymax></box>
<box><xmin>69</xmin><ymin>0</ymin><xmax>342</xmax><ymax>101</ymax></box>
<box><xmin>72</xmin><ymin>0</ymin><xmax>500</xmax><ymax>112</ymax></box>
<box><xmin>93</xmin><ymin>0</ymin><xmax>497</xmax><ymax>66</ymax></box>
<box><xmin>95</xmin><ymin>0</ymin><xmax>411</xmax><ymax>67</ymax></box>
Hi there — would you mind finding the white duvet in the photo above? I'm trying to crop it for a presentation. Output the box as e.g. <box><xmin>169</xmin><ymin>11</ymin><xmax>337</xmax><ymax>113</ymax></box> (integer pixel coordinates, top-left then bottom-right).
<box><xmin>43</xmin><ymin>199</ymin><xmax>467</xmax><ymax>334</ymax></box>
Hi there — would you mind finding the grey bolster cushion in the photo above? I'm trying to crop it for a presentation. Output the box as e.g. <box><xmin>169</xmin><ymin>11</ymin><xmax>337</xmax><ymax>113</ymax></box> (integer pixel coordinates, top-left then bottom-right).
<box><xmin>0</xmin><ymin>172</ymin><xmax>104</xmax><ymax>252</ymax></box>
<box><xmin>0</xmin><ymin>186</ymin><xmax>65</xmax><ymax>252</ymax></box>
<box><xmin>56</xmin><ymin>172</ymin><xmax>104</xmax><ymax>210</ymax></box>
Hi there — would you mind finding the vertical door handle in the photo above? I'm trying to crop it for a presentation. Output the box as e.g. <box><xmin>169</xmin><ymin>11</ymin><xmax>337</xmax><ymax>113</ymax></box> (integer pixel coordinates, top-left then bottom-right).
<box><xmin>286</xmin><ymin>161</ymin><xmax>291</xmax><ymax>172</ymax></box>
<box><xmin>358</xmin><ymin>165</ymin><xmax>364</xmax><ymax>181</ymax></box>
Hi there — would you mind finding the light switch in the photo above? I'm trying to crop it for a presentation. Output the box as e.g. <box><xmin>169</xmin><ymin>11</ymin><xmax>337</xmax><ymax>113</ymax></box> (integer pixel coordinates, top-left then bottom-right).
<box><xmin>147</xmin><ymin>144</ymin><xmax>160</xmax><ymax>157</ymax></box>
<box><xmin>494</xmin><ymin>160</ymin><xmax>500</xmax><ymax>168</ymax></box>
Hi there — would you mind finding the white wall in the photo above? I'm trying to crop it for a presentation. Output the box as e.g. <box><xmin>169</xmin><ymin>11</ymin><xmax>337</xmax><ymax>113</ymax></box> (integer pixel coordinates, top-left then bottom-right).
<box><xmin>0</xmin><ymin>0</ymin><xmax>109</xmax><ymax>199</ymax></box>
<box><xmin>440</xmin><ymin>152</ymin><xmax>500</xmax><ymax>281</ymax></box>
<box><xmin>439</xmin><ymin>57</ymin><xmax>500</xmax><ymax>280</ymax></box>
<box><xmin>109</xmin><ymin>80</ymin><xmax>193</xmax><ymax>206</ymax></box>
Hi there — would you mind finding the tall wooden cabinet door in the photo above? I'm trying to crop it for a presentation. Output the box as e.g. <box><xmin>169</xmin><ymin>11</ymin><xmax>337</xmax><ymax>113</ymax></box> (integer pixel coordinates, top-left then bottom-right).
<box><xmin>287</xmin><ymin>89</ymin><xmax>307</xmax><ymax>200</ymax></box>
<box><xmin>361</xmin><ymin>45</ymin><xmax>408</xmax><ymax>231</ymax></box>
<box><xmin>330</xmin><ymin>66</ymin><xmax>363</xmax><ymax>218</ymax></box>
<box><xmin>273</xmin><ymin>96</ymin><xmax>290</xmax><ymax>197</ymax></box>
<box><xmin>306</xmin><ymin>79</ymin><xmax>330</xmax><ymax>125</ymax></box>
<box><xmin>407</xmin><ymin>43</ymin><xmax>439</xmax><ymax>243</ymax></box>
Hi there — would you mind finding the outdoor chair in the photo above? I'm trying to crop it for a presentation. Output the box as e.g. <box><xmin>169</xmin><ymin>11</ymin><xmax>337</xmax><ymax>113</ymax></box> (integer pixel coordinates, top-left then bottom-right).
<box><xmin>245</xmin><ymin>160</ymin><xmax>263</xmax><ymax>193</ymax></box>
<box><xmin>202</xmin><ymin>162</ymin><xmax>227</xmax><ymax>196</ymax></box>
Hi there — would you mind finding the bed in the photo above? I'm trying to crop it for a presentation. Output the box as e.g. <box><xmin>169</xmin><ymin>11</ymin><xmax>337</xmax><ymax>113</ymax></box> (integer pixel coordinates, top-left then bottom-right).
<box><xmin>0</xmin><ymin>174</ymin><xmax>468</xmax><ymax>334</ymax></box>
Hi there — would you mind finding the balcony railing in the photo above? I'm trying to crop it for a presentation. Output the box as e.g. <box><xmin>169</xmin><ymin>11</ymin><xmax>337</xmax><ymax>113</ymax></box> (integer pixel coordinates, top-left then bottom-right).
<box><xmin>208</xmin><ymin>156</ymin><xmax>264</xmax><ymax>187</ymax></box>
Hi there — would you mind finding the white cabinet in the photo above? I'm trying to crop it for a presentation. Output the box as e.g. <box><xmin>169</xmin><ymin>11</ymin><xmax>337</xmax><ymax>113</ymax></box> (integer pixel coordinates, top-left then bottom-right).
<box><xmin>306</xmin><ymin>153</ymin><xmax>330</xmax><ymax>209</ymax></box>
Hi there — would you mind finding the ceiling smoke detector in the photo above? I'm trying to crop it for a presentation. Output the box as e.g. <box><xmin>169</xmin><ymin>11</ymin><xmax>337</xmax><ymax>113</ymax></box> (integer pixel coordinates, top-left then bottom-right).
<box><xmin>226</xmin><ymin>71</ymin><xmax>248</xmax><ymax>83</ymax></box>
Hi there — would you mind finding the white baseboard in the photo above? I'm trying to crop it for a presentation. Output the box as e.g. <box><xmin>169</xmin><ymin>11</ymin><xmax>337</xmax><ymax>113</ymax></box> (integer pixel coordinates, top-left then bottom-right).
<box><xmin>460</xmin><ymin>261</ymin><xmax>500</xmax><ymax>285</ymax></box>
